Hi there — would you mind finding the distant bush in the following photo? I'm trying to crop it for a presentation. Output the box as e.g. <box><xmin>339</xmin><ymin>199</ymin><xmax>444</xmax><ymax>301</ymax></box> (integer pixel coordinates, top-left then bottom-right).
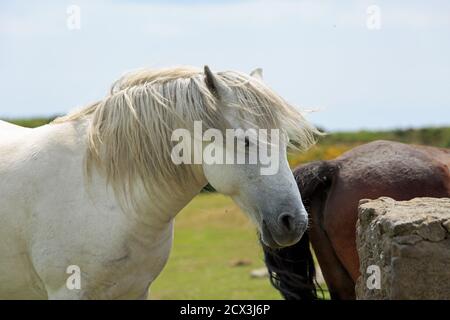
<box><xmin>319</xmin><ymin>127</ymin><xmax>450</xmax><ymax>148</ymax></box>
<box><xmin>288</xmin><ymin>126</ymin><xmax>450</xmax><ymax>167</ymax></box>
<box><xmin>7</xmin><ymin>117</ymin><xmax>57</xmax><ymax>128</ymax></box>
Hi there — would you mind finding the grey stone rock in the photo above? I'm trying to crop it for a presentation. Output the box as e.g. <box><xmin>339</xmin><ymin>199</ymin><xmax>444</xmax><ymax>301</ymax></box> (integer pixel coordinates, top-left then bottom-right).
<box><xmin>356</xmin><ymin>197</ymin><xmax>450</xmax><ymax>300</ymax></box>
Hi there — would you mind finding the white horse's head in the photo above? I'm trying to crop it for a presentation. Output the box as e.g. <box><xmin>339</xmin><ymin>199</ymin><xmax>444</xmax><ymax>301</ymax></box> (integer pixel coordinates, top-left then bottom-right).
<box><xmin>60</xmin><ymin>65</ymin><xmax>319</xmax><ymax>249</ymax></box>
<box><xmin>200</xmin><ymin>66</ymin><xmax>315</xmax><ymax>248</ymax></box>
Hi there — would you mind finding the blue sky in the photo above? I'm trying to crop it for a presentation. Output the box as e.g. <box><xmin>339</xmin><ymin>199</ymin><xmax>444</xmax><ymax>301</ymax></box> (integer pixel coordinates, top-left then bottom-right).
<box><xmin>1</xmin><ymin>0</ymin><xmax>449</xmax><ymax>131</ymax></box>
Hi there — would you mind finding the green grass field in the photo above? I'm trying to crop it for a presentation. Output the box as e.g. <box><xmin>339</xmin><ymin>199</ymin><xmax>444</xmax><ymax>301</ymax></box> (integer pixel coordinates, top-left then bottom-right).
<box><xmin>148</xmin><ymin>193</ymin><xmax>283</xmax><ymax>300</ymax></box>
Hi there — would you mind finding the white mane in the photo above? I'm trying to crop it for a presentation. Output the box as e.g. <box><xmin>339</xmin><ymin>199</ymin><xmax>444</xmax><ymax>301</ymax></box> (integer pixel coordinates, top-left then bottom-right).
<box><xmin>54</xmin><ymin>66</ymin><xmax>319</xmax><ymax>205</ymax></box>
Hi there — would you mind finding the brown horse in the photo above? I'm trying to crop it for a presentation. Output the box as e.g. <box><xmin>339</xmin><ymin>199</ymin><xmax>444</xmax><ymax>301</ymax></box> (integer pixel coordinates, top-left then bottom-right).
<box><xmin>262</xmin><ymin>140</ymin><xmax>450</xmax><ymax>300</ymax></box>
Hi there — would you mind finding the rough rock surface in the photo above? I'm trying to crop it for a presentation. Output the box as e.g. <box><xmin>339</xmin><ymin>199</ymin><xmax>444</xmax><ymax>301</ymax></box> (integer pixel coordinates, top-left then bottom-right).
<box><xmin>355</xmin><ymin>197</ymin><xmax>450</xmax><ymax>300</ymax></box>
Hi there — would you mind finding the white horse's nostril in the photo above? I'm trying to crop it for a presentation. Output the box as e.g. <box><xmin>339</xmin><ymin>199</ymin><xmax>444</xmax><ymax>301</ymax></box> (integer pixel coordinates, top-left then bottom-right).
<box><xmin>278</xmin><ymin>212</ymin><xmax>295</xmax><ymax>232</ymax></box>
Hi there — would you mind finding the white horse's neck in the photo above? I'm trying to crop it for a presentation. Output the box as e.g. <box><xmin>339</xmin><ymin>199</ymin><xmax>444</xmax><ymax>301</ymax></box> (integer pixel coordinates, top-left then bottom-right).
<box><xmin>74</xmin><ymin>116</ymin><xmax>209</xmax><ymax>229</ymax></box>
<box><xmin>134</xmin><ymin>165</ymin><xmax>208</xmax><ymax>227</ymax></box>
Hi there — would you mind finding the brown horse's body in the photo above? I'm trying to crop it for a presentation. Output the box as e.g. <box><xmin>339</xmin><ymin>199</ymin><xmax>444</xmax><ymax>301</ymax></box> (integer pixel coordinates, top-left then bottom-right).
<box><xmin>263</xmin><ymin>140</ymin><xmax>450</xmax><ymax>299</ymax></box>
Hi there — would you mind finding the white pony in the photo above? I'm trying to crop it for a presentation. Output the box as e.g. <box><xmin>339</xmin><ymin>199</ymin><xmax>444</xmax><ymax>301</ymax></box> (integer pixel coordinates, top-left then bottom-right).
<box><xmin>0</xmin><ymin>66</ymin><xmax>318</xmax><ymax>299</ymax></box>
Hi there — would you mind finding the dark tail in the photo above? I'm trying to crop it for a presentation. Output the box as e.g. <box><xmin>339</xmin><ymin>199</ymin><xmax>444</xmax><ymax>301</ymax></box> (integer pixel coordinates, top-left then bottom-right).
<box><xmin>262</xmin><ymin>160</ymin><xmax>338</xmax><ymax>300</ymax></box>
<box><xmin>262</xmin><ymin>232</ymin><xmax>318</xmax><ymax>300</ymax></box>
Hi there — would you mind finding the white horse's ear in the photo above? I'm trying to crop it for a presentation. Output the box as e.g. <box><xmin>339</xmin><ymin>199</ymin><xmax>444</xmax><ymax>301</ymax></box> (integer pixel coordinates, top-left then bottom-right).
<box><xmin>204</xmin><ymin>65</ymin><xmax>234</xmax><ymax>102</ymax></box>
<box><xmin>250</xmin><ymin>68</ymin><xmax>263</xmax><ymax>81</ymax></box>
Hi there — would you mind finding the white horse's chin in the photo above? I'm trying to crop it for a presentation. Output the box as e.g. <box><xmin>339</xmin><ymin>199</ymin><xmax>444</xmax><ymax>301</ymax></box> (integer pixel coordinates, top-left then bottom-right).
<box><xmin>260</xmin><ymin>219</ymin><xmax>304</xmax><ymax>249</ymax></box>
<box><xmin>260</xmin><ymin>222</ymin><xmax>282</xmax><ymax>249</ymax></box>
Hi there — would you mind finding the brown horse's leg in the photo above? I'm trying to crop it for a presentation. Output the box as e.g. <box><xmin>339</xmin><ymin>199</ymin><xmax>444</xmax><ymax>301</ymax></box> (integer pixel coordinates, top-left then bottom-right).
<box><xmin>310</xmin><ymin>223</ymin><xmax>355</xmax><ymax>299</ymax></box>
<box><xmin>309</xmin><ymin>193</ymin><xmax>355</xmax><ymax>300</ymax></box>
